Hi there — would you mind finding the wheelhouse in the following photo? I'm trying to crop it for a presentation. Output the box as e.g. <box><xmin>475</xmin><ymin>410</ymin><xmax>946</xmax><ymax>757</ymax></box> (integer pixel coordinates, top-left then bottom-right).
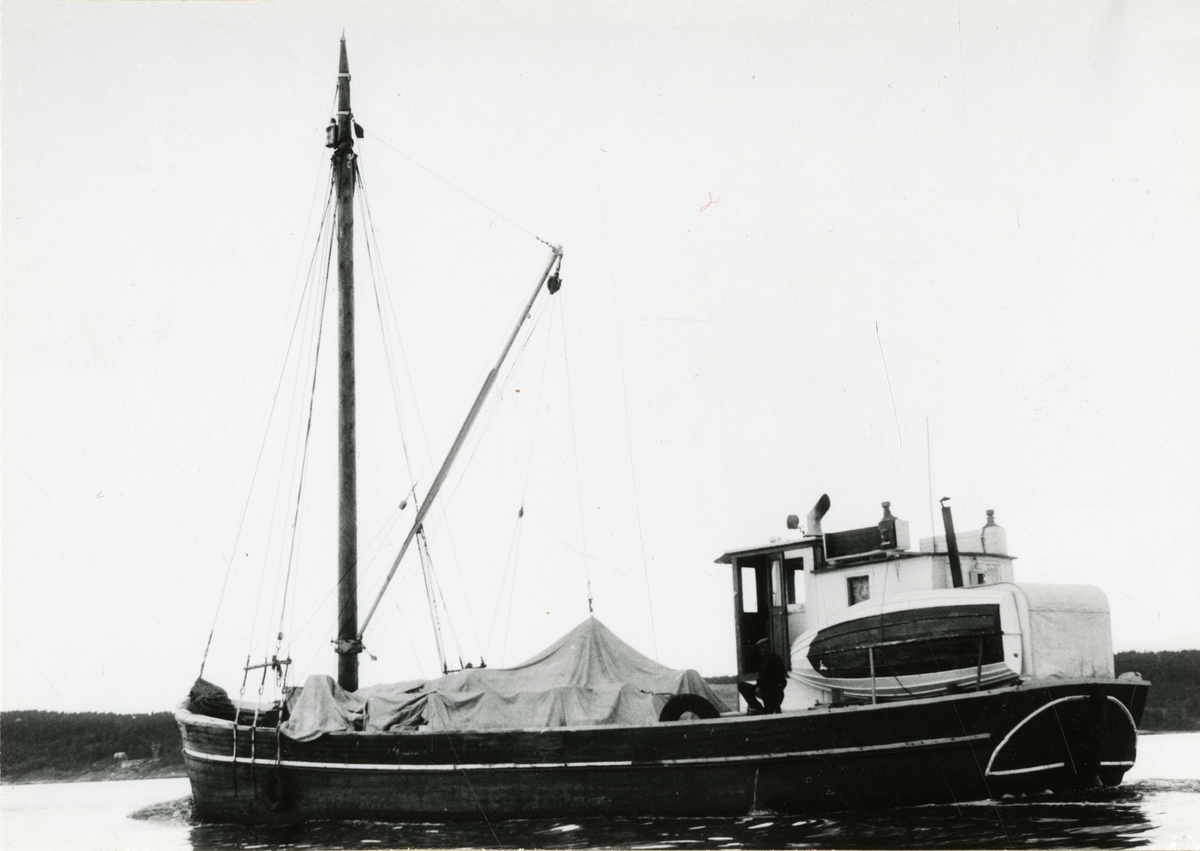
<box><xmin>715</xmin><ymin>496</ymin><xmax>1015</xmax><ymax>690</ymax></box>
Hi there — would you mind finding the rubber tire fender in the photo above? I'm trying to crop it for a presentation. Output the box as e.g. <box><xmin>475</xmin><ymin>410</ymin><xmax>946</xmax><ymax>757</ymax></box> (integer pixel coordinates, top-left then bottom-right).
<box><xmin>659</xmin><ymin>694</ymin><xmax>720</xmax><ymax>722</ymax></box>
<box><xmin>260</xmin><ymin>766</ymin><xmax>291</xmax><ymax>813</ymax></box>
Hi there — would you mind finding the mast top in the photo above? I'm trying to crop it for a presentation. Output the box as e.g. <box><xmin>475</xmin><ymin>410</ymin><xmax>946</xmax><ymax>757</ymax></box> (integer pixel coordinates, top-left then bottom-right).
<box><xmin>339</xmin><ymin>35</ymin><xmax>349</xmax><ymax>75</ymax></box>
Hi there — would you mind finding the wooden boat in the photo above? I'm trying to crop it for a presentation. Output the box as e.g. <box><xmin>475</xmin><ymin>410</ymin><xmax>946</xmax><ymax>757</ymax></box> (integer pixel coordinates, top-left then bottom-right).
<box><xmin>177</xmin><ymin>39</ymin><xmax>1150</xmax><ymax>824</ymax></box>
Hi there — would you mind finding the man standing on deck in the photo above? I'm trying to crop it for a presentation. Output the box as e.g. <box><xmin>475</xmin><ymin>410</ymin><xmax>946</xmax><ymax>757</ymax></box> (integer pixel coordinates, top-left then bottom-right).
<box><xmin>738</xmin><ymin>637</ymin><xmax>787</xmax><ymax>714</ymax></box>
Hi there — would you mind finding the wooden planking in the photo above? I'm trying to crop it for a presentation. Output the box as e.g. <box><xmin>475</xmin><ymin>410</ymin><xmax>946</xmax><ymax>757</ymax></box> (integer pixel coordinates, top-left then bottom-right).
<box><xmin>185</xmin><ymin>738</ymin><xmax>998</xmax><ymax>821</ymax></box>
<box><xmin>811</xmin><ymin>605</ymin><xmax>1001</xmax><ymax>648</ymax></box>
<box><xmin>808</xmin><ymin>604</ymin><xmax>1005</xmax><ymax>678</ymax></box>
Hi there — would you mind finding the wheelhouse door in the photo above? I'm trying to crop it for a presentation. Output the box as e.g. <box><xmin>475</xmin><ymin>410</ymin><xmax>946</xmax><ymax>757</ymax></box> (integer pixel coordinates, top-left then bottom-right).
<box><xmin>732</xmin><ymin>553</ymin><xmax>791</xmax><ymax>677</ymax></box>
<box><xmin>768</xmin><ymin>556</ymin><xmax>790</xmax><ymax>664</ymax></box>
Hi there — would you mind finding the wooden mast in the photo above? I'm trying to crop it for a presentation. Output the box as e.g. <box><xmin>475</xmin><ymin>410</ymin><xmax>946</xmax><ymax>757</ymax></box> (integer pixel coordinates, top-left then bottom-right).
<box><xmin>333</xmin><ymin>35</ymin><xmax>361</xmax><ymax>691</ymax></box>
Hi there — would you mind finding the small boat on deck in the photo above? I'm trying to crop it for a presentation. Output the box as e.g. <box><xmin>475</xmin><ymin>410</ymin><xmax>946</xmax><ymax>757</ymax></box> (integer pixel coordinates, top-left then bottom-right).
<box><xmin>176</xmin><ymin>39</ymin><xmax>1150</xmax><ymax>824</ymax></box>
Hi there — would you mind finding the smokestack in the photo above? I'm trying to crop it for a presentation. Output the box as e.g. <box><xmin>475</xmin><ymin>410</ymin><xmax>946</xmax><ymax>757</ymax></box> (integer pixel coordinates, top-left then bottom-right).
<box><xmin>940</xmin><ymin>497</ymin><xmax>964</xmax><ymax>588</ymax></box>
<box><xmin>807</xmin><ymin>494</ymin><xmax>831</xmax><ymax>537</ymax></box>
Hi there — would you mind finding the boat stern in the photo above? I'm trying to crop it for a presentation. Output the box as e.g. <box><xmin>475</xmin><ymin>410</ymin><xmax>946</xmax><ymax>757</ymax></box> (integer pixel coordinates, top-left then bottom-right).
<box><xmin>984</xmin><ymin>677</ymin><xmax>1149</xmax><ymax>792</ymax></box>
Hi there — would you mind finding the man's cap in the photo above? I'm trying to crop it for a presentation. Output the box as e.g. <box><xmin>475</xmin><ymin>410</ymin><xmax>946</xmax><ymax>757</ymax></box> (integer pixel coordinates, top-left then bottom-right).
<box><xmin>755</xmin><ymin>638</ymin><xmax>771</xmax><ymax>647</ymax></box>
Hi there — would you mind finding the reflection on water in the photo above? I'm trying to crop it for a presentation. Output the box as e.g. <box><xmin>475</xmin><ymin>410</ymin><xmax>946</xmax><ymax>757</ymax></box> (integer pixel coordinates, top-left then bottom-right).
<box><xmin>159</xmin><ymin>782</ymin><xmax>1197</xmax><ymax>850</ymax></box>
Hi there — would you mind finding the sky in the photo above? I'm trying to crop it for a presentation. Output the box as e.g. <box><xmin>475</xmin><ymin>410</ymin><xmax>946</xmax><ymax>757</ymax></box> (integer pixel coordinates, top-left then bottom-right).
<box><xmin>2</xmin><ymin>1</ymin><xmax>1198</xmax><ymax>713</ymax></box>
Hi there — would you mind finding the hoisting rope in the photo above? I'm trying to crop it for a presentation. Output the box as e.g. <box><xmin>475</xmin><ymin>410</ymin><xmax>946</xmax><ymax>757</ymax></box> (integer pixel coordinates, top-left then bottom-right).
<box><xmin>356</xmin><ymin>160</ymin><xmax>472</xmax><ymax>662</ymax></box>
<box><xmin>274</xmin><ymin>212</ymin><xmax>335</xmax><ymax>658</ymax></box>
<box><xmin>416</xmin><ymin>529</ymin><xmax>448</xmax><ymax>673</ymax></box>
<box><xmin>247</xmin><ymin>177</ymin><xmax>337</xmax><ymax>675</ymax></box>
<box><xmin>354</xmin><ymin>150</ymin><xmax>564</xmax><ymax>665</ymax></box>
<box><xmin>485</xmin><ymin>504</ymin><xmax>525</xmax><ymax>659</ymax></box>
<box><xmin>556</xmin><ymin>288</ymin><xmax>593</xmax><ymax>615</ymax></box>
<box><xmin>286</xmin><ymin>506</ymin><xmax>406</xmax><ymax>681</ymax></box>
<box><xmin>483</xmin><ymin>293</ymin><xmax>558</xmax><ymax>660</ymax></box>
<box><xmin>357</xmin><ymin>247</ymin><xmax>563</xmax><ymax>640</ymax></box>
<box><xmin>428</xmin><ymin>546</ymin><xmax>469</xmax><ymax>671</ymax></box>
<box><xmin>355</xmin><ymin>162</ymin><xmax>421</xmax><ymax>505</ymax></box>
<box><xmin>385</xmin><ymin>282</ymin><xmax>556</xmax><ymax>661</ymax></box>
<box><xmin>199</xmin><ymin>87</ymin><xmax>340</xmax><ymax>681</ymax></box>
<box><xmin>198</xmin><ymin>170</ymin><xmax>336</xmax><ymax>680</ymax></box>
<box><xmin>595</xmin><ymin>158</ymin><xmax>659</xmax><ymax>666</ymax></box>
<box><xmin>438</xmin><ymin>291</ymin><xmax>555</xmax><ymax>512</ymax></box>
<box><xmin>419</xmin><ymin>290</ymin><xmax>556</xmax><ymax>667</ymax></box>
<box><xmin>363</xmin><ymin>129</ymin><xmax>554</xmax><ymax>250</ymax></box>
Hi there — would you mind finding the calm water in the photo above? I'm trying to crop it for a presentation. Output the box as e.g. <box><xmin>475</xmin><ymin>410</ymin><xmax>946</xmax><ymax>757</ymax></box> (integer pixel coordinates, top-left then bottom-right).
<box><xmin>2</xmin><ymin>733</ymin><xmax>1198</xmax><ymax>851</ymax></box>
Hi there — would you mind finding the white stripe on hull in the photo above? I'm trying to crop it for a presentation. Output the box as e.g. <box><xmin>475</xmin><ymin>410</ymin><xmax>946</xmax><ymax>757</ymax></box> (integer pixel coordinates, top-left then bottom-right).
<box><xmin>183</xmin><ymin>732</ymin><xmax>990</xmax><ymax>773</ymax></box>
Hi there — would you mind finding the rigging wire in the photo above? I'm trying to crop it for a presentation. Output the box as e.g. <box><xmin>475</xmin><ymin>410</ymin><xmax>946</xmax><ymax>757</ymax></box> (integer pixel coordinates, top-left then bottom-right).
<box><xmin>265</xmin><ymin>204</ymin><xmax>334</xmax><ymax>660</ymax></box>
<box><xmin>356</xmin><ymin>162</ymin><xmax>454</xmax><ymax>666</ymax></box>
<box><xmin>359</xmin><ymin>284</ymin><xmax>556</xmax><ymax>662</ymax></box>
<box><xmin>428</xmin><ymin>544</ymin><xmax>468</xmax><ymax>670</ymax></box>
<box><xmin>500</xmin><ymin>515</ymin><xmax>527</xmax><ymax>668</ymax></box>
<box><xmin>484</xmin><ymin>300</ymin><xmax>559</xmax><ymax>660</ymax></box>
<box><xmin>354</xmin><ymin>158</ymin><xmax>558</xmax><ymax>663</ymax></box>
<box><xmin>416</xmin><ymin>292</ymin><xmax>557</xmax><ymax>667</ymax></box>
<box><xmin>556</xmin><ymin>291</ymin><xmax>592</xmax><ymax>614</ymax></box>
<box><xmin>275</xmin><ymin>216</ymin><xmax>336</xmax><ymax>652</ymax></box>
<box><xmin>356</xmin><ymin>162</ymin><xmax>419</xmax><ymax>499</ymax></box>
<box><xmin>416</xmin><ymin>530</ymin><xmax>449</xmax><ymax>673</ymax></box>
<box><xmin>436</xmin><ymin>293</ymin><xmax>555</xmax><ymax>514</ymax></box>
<box><xmin>246</xmin><ymin>182</ymin><xmax>338</xmax><ymax>668</ymax></box>
<box><xmin>198</xmin><ymin>169</ymin><xmax>335</xmax><ymax>679</ymax></box>
<box><xmin>363</xmin><ymin>129</ymin><xmax>552</xmax><ymax>249</ymax></box>
<box><xmin>356</xmin><ymin>160</ymin><xmax>477</xmax><ymax>661</ymax></box>
<box><xmin>430</xmin><ymin>287</ymin><xmax>556</xmax><ymax>507</ymax></box>
<box><xmin>594</xmin><ymin>156</ymin><xmax>659</xmax><ymax>665</ymax></box>
<box><xmin>484</xmin><ymin>507</ymin><xmax>525</xmax><ymax>658</ymax></box>
<box><xmin>218</xmin><ymin>140</ymin><xmax>566</xmax><ymax>680</ymax></box>
<box><xmin>287</xmin><ymin>505</ymin><xmax>406</xmax><ymax>649</ymax></box>
<box><xmin>355</xmin><ymin>163</ymin><xmax>436</xmax><ymax>499</ymax></box>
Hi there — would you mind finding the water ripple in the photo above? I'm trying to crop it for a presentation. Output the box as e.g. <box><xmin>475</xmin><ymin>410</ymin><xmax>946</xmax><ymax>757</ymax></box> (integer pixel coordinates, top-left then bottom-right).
<box><xmin>120</xmin><ymin>781</ymin><xmax>1200</xmax><ymax>849</ymax></box>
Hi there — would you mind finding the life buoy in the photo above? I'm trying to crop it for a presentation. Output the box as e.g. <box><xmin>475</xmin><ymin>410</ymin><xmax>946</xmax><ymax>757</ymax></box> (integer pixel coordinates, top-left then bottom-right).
<box><xmin>659</xmin><ymin>694</ymin><xmax>719</xmax><ymax>722</ymax></box>
<box><xmin>260</xmin><ymin>767</ymin><xmax>291</xmax><ymax>812</ymax></box>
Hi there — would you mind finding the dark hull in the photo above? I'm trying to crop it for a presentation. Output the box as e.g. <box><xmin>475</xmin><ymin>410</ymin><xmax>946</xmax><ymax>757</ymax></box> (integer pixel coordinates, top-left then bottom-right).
<box><xmin>178</xmin><ymin>677</ymin><xmax>1148</xmax><ymax>824</ymax></box>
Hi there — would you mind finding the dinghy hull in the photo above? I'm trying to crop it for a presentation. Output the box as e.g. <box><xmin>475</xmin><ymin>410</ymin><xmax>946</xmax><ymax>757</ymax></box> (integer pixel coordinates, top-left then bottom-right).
<box><xmin>178</xmin><ymin>677</ymin><xmax>1147</xmax><ymax>824</ymax></box>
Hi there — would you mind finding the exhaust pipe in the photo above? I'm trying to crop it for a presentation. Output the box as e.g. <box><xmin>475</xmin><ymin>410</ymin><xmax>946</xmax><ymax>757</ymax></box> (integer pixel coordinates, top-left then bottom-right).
<box><xmin>807</xmin><ymin>494</ymin><xmax>831</xmax><ymax>537</ymax></box>
<box><xmin>939</xmin><ymin>497</ymin><xmax>964</xmax><ymax>588</ymax></box>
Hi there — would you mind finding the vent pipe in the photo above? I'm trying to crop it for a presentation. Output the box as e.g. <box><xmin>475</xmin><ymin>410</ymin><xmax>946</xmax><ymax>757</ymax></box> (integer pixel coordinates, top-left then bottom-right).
<box><xmin>939</xmin><ymin>497</ymin><xmax>964</xmax><ymax>588</ymax></box>
<box><xmin>807</xmin><ymin>494</ymin><xmax>831</xmax><ymax>537</ymax></box>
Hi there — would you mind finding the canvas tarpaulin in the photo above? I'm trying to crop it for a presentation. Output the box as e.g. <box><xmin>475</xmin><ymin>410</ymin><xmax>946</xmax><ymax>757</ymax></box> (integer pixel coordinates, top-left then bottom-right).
<box><xmin>1015</xmin><ymin>583</ymin><xmax>1114</xmax><ymax>680</ymax></box>
<box><xmin>281</xmin><ymin>617</ymin><xmax>729</xmax><ymax>740</ymax></box>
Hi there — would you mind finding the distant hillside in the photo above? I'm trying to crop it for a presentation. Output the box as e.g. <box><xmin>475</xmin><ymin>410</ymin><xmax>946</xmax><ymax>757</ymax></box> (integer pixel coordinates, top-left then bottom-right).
<box><xmin>0</xmin><ymin>710</ymin><xmax>184</xmax><ymax>784</ymax></box>
<box><xmin>1115</xmin><ymin>650</ymin><xmax>1200</xmax><ymax>731</ymax></box>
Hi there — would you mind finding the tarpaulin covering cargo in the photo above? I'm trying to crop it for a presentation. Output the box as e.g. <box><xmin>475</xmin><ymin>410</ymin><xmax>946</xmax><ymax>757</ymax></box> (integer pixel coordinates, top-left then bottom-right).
<box><xmin>280</xmin><ymin>617</ymin><xmax>729</xmax><ymax>741</ymax></box>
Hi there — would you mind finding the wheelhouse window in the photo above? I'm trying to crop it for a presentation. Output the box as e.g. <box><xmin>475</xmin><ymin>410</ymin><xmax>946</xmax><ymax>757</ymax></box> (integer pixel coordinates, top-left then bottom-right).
<box><xmin>783</xmin><ymin>549</ymin><xmax>805</xmax><ymax>606</ymax></box>
<box><xmin>847</xmin><ymin>575</ymin><xmax>870</xmax><ymax>605</ymax></box>
<box><xmin>741</xmin><ymin>567</ymin><xmax>759</xmax><ymax>613</ymax></box>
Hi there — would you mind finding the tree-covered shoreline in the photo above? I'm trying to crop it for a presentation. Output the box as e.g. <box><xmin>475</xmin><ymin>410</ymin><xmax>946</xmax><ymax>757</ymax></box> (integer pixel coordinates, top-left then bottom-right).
<box><xmin>1</xmin><ymin>650</ymin><xmax>1195</xmax><ymax>785</ymax></box>
<box><xmin>0</xmin><ymin>710</ymin><xmax>184</xmax><ymax>785</ymax></box>
<box><xmin>1114</xmin><ymin>649</ymin><xmax>1200</xmax><ymax>732</ymax></box>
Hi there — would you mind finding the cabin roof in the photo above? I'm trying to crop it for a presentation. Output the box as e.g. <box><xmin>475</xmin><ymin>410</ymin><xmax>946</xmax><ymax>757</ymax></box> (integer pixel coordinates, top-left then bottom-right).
<box><xmin>714</xmin><ymin>539</ymin><xmax>813</xmax><ymax>564</ymax></box>
<box><xmin>715</xmin><ymin>543</ymin><xmax>1013</xmax><ymax>567</ymax></box>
